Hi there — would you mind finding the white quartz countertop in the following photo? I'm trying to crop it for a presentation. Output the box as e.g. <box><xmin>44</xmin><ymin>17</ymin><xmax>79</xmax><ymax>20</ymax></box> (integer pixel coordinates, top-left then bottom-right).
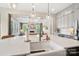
<box><xmin>0</xmin><ymin>35</ymin><xmax>79</xmax><ymax>56</ymax></box>
<box><xmin>0</xmin><ymin>36</ymin><xmax>30</xmax><ymax>56</ymax></box>
<box><xmin>50</xmin><ymin>35</ymin><xmax>79</xmax><ymax>48</ymax></box>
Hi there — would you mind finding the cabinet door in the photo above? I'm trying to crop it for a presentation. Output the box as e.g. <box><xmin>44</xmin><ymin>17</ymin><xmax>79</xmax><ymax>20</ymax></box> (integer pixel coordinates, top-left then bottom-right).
<box><xmin>29</xmin><ymin>35</ymin><xmax>40</xmax><ymax>42</ymax></box>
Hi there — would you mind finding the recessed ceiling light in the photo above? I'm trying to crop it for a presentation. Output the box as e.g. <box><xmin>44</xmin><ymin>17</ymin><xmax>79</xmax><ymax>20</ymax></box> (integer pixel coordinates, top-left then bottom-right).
<box><xmin>65</xmin><ymin>10</ymin><xmax>72</xmax><ymax>15</ymax></box>
<box><xmin>12</xmin><ymin>4</ymin><xmax>16</xmax><ymax>9</ymax></box>
<box><xmin>52</xmin><ymin>8</ymin><xmax>55</xmax><ymax>12</ymax></box>
<box><xmin>31</xmin><ymin>14</ymin><xmax>36</xmax><ymax>17</ymax></box>
<box><xmin>32</xmin><ymin>5</ymin><xmax>35</xmax><ymax>8</ymax></box>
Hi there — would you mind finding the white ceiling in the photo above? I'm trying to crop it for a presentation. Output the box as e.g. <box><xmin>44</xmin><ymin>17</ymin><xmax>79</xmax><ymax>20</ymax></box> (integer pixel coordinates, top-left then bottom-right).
<box><xmin>0</xmin><ymin>3</ymin><xmax>72</xmax><ymax>14</ymax></box>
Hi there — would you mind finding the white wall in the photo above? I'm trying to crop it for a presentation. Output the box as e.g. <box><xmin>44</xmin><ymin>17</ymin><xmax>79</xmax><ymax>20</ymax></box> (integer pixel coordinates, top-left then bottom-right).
<box><xmin>0</xmin><ymin>8</ymin><xmax>9</xmax><ymax>37</ymax></box>
<box><xmin>49</xmin><ymin>16</ymin><xmax>55</xmax><ymax>34</ymax></box>
<box><xmin>51</xmin><ymin>15</ymin><xmax>57</xmax><ymax>34</ymax></box>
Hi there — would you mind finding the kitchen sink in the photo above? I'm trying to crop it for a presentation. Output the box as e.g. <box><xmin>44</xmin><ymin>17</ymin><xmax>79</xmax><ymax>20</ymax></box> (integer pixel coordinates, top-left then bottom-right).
<box><xmin>28</xmin><ymin>41</ymin><xmax>66</xmax><ymax>56</ymax></box>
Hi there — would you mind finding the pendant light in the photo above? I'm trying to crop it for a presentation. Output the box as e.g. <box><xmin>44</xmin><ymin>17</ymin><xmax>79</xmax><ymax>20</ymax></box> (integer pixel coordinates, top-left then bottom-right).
<box><xmin>29</xmin><ymin>3</ymin><xmax>36</xmax><ymax>23</ymax></box>
<box><xmin>9</xmin><ymin>3</ymin><xmax>16</xmax><ymax>9</ymax></box>
<box><xmin>31</xmin><ymin>3</ymin><xmax>36</xmax><ymax>18</ymax></box>
<box><xmin>46</xmin><ymin>3</ymin><xmax>50</xmax><ymax>19</ymax></box>
<box><xmin>8</xmin><ymin>3</ymin><xmax>16</xmax><ymax>14</ymax></box>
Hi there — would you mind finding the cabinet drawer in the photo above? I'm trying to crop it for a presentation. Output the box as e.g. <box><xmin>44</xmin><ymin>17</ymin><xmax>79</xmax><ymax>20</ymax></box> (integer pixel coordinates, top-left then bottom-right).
<box><xmin>66</xmin><ymin>46</ymin><xmax>79</xmax><ymax>56</ymax></box>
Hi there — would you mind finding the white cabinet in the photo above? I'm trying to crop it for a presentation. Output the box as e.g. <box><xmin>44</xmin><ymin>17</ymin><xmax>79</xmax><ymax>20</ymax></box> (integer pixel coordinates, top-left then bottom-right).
<box><xmin>56</xmin><ymin>4</ymin><xmax>78</xmax><ymax>35</ymax></box>
<box><xmin>57</xmin><ymin>12</ymin><xmax>75</xmax><ymax>28</ymax></box>
<box><xmin>0</xmin><ymin>36</ymin><xmax>30</xmax><ymax>56</ymax></box>
<box><xmin>56</xmin><ymin>4</ymin><xmax>79</xmax><ymax>29</ymax></box>
<box><xmin>29</xmin><ymin>35</ymin><xmax>40</xmax><ymax>42</ymax></box>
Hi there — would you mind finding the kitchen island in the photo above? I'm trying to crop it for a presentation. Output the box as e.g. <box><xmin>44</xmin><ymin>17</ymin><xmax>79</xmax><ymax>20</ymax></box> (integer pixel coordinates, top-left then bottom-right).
<box><xmin>0</xmin><ymin>35</ymin><xmax>65</xmax><ymax>56</ymax></box>
<box><xmin>50</xmin><ymin>35</ymin><xmax>79</xmax><ymax>48</ymax></box>
<box><xmin>0</xmin><ymin>35</ymin><xmax>79</xmax><ymax>56</ymax></box>
<box><xmin>50</xmin><ymin>35</ymin><xmax>79</xmax><ymax>56</ymax></box>
<box><xmin>0</xmin><ymin>36</ymin><xmax>30</xmax><ymax>56</ymax></box>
